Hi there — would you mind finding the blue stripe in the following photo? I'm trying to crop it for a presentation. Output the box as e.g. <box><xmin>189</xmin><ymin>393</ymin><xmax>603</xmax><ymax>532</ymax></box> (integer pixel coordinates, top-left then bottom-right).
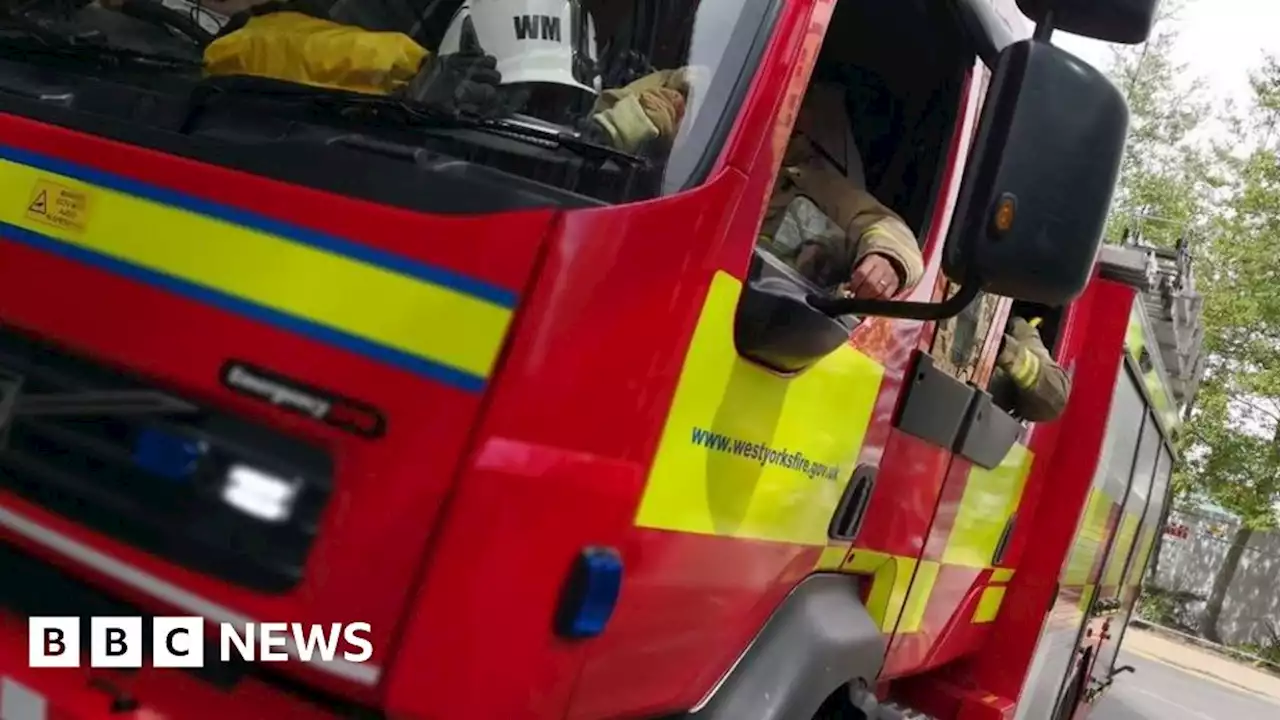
<box><xmin>0</xmin><ymin>221</ymin><xmax>486</xmax><ymax>393</ymax></box>
<box><xmin>0</xmin><ymin>144</ymin><xmax>517</xmax><ymax>308</ymax></box>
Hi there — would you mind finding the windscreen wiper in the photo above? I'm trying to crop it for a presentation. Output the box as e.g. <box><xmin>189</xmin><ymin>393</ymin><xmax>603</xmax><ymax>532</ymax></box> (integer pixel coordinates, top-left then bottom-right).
<box><xmin>0</xmin><ymin>14</ymin><xmax>199</xmax><ymax>71</ymax></box>
<box><xmin>188</xmin><ymin>79</ymin><xmax>649</xmax><ymax>167</ymax></box>
<box><xmin>470</xmin><ymin>114</ymin><xmax>648</xmax><ymax>167</ymax></box>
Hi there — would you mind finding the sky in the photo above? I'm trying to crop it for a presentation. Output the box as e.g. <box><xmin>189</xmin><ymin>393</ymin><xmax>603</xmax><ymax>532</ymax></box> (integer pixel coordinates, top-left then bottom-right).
<box><xmin>1056</xmin><ymin>0</ymin><xmax>1280</xmax><ymax>112</ymax></box>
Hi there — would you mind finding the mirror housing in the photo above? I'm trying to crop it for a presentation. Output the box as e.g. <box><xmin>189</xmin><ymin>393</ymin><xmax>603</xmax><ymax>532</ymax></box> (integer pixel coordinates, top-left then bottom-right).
<box><xmin>1017</xmin><ymin>0</ymin><xmax>1160</xmax><ymax>44</ymax></box>
<box><xmin>942</xmin><ymin>39</ymin><xmax>1128</xmax><ymax>306</ymax></box>
<box><xmin>736</xmin><ymin>250</ymin><xmax>854</xmax><ymax>374</ymax></box>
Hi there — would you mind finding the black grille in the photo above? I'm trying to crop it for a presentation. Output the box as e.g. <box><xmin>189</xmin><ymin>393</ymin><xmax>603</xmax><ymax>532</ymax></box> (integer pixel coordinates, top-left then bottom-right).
<box><xmin>0</xmin><ymin>330</ymin><xmax>332</xmax><ymax>593</ymax></box>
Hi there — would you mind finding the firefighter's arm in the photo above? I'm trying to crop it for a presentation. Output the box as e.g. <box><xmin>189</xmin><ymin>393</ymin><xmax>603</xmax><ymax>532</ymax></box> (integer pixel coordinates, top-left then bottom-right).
<box><xmin>589</xmin><ymin>68</ymin><xmax>693</xmax><ymax>153</ymax></box>
<box><xmin>785</xmin><ymin>136</ymin><xmax>925</xmax><ymax>293</ymax></box>
<box><xmin>203</xmin><ymin>12</ymin><xmax>429</xmax><ymax>95</ymax></box>
<box><xmin>998</xmin><ymin>318</ymin><xmax>1071</xmax><ymax>422</ymax></box>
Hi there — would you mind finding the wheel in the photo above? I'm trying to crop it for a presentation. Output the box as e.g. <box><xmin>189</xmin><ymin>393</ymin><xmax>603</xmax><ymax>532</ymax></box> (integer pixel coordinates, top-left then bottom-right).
<box><xmin>811</xmin><ymin>686</ymin><xmax>870</xmax><ymax>720</ymax></box>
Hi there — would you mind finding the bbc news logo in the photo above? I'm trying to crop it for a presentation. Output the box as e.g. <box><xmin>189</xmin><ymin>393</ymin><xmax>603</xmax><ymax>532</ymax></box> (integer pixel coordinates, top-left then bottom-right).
<box><xmin>28</xmin><ymin>617</ymin><xmax>373</xmax><ymax>668</ymax></box>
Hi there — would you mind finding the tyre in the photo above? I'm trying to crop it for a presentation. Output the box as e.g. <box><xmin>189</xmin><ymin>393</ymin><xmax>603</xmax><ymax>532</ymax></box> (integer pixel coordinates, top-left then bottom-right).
<box><xmin>811</xmin><ymin>687</ymin><xmax>869</xmax><ymax>720</ymax></box>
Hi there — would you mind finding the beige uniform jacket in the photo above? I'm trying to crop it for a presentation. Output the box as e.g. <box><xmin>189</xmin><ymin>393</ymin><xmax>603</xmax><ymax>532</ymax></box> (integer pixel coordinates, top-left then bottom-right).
<box><xmin>758</xmin><ymin>83</ymin><xmax>924</xmax><ymax>291</ymax></box>
<box><xmin>991</xmin><ymin>319</ymin><xmax>1071</xmax><ymax>422</ymax></box>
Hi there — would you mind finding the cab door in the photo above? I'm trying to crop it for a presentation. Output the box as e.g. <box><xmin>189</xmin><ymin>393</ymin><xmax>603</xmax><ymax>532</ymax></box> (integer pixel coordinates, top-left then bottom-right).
<box><xmin>876</xmin><ymin>282</ymin><xmax>1031</xmax><ymax>675</ymax></box>
<box><xmin>1101</xmin><ymin>443</ymin><xmax>1174</xmax><ymax>676</ymax></box>
<box><xmin>1087</xmin><ymin>394</ymin><xmax>1168</xmax><ymax>688</ymax></box>
<box><xmin>1013</xmin><ymin>349</ymin><xmax>1149</xmax><ymax>720</ymax></box>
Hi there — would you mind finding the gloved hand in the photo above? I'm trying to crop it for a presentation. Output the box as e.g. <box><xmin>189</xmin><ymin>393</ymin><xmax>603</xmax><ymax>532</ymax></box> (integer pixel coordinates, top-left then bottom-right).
<box><xmin>591</xmin><ymin>87</ymin><xmax>685</xmax><ymax>152</ymax></box>
<box><xmin>403</xmin><ymin>16</ymin><xmax>504</xmax><ymax>116</ymax></box>
<box><xmin>998</xmin><ymin>317</ymin><xmax>1044</xmax><ymax>389</ymax></box>
<box><xmin>589</xmin><ymin>69</ymin><xmax>691</xmax><ymax>153</ymax></box>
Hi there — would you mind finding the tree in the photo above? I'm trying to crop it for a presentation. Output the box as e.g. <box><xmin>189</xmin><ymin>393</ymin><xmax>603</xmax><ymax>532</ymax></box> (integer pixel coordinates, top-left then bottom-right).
<box><xmin>1185</xmin><ymin>384</ymin><xmax>1280</xmax><ymax>641</ymax></box>
<box><xmin>1097</xmin><ymin>1</ymin><xmax>1218</xmax><ymax>586</ymax></box>
<box><xmin>1184</xmin><ymin>56</ymin><xmax>1280</xmax><ymax>642</ymax></box>
<box><xmin>1101</xmin><ymin>0</ymin><xmax>1219</xmax><ymax>249</ymax></box>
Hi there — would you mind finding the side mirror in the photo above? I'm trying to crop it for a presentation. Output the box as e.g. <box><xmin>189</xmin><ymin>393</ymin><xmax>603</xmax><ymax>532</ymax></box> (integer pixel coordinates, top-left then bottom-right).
<box><xmin>1017</xmin><ymin>0</ymin><xmax>1160</xmax><ymax>45</ymax></box>
<box><xmin>942</xmin><ymin>39</ymin><xmax>1128</xmax><ymax>305</ymax></box>
<box><xmin>735</xmin><ymin>250</ymin><xmax>854</xmax><ymax>373</ymax></box>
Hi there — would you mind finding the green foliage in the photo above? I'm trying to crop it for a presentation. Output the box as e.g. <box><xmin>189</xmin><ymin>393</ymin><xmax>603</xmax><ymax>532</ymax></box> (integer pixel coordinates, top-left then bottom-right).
<box><xmin>1238</xmin><ymin>622</ymin><xmax>1280</xmax><ymax>667</ymax></box>
<box><xmin>1101</xmin><ymin>0</ymin><xmax>1220</xmax><ymax>249</ymax></box>
<box><xmin>1182</xmin><ymin>383</ymin><xmax>1280</xmax><ymax>530</ymax></box>
<box><xmin>1136</xmin><ymin>587</ymin><xmax>1202</xmax><ymax>632</ymax></box>
<box><xmin>1104</xmin><ymin>6</ymin><xmax>1280</xmax><ymax>531</ymax></box>
<box><xmin>1102</xmin><ymin>8</ymin><xmax>1280</xmax><ymax>640</ymax></box>
<box><xmin>1185</xmin><ymin>54</ymin><xmax>1280</xmax><ymax>533</ymax></box>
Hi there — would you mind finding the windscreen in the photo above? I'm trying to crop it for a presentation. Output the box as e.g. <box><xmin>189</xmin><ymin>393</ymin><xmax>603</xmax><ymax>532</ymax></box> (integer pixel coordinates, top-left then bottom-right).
<box><xmin>0</xmin><ymin>0</ymin><xmax>770</xmax><ymax>204</ymax></box>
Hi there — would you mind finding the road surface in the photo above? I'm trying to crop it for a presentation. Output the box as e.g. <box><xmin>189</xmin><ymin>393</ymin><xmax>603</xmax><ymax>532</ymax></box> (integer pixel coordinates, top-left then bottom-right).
<box><xmin>1093</xmin><ymin>650</ymin><xmax>1280</xmax><ymax>719</ymax></box>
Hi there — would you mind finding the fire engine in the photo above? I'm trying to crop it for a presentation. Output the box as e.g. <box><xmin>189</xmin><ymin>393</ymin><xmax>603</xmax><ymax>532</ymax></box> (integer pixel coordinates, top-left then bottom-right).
<box><xmin>0</xmin><ymin>0</ymin><xmax>1196</xmax><ymax>718</ymax></box>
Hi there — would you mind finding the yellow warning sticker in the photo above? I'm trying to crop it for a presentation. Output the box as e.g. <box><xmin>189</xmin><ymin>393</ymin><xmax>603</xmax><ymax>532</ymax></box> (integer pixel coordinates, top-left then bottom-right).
<box><xmin>25</xmin><ymin>179</ymin><xmax>91</xmax><ymax>233</ymax></box>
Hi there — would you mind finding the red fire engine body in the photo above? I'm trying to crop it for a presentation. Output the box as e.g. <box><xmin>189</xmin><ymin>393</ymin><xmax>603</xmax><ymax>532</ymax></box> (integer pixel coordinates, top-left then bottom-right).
<box><xmin>0</xmin><ymin>0</ymin><xmax>1179</xmax><ymax>718</ymax></box>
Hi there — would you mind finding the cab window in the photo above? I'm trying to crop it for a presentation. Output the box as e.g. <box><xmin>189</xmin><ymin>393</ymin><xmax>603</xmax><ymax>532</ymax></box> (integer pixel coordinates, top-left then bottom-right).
<box><xmin>932</xmin><ymin>290</ymin><xmax>1006</xmax><ymax>384</ymax></box>
<box><xmin>0</xmin><ymin>0</ymin><xmax>773</xmax><ymax>209</ymax></box>
<box><xmin>829</xmin><ymin>0</ymin><xmax>972</xmax><ymax>238</ymax></box>
<box><xmin>752</xmin><ymin>0</ymin><xmax>972</xmax><ymax>293</ymax></box>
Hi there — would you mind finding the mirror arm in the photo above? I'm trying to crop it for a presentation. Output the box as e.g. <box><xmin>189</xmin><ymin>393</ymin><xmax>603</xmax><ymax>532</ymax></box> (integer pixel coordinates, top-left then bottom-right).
<box><xmin>807</xmin><ymin>274</ymin><xmax>982</xmax><ymax>321</ymax></box>
<box><xmin>1033</xmin><ymin>9</ymin><xmax>1055</xmax><ymax>42</ymax></box>
<box><xmin>952</xmin><ymin>0</ymin><xmax>1014</xmax><ymax>68</ymax></box>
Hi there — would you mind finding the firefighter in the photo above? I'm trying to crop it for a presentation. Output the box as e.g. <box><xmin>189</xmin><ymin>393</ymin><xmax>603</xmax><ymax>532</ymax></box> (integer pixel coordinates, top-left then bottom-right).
<box><xmin>991</xmin><ymin>315</ymin><xmax>1071</xmax><ymax>422</ymax></box>
<box><xmin>575</xmin><ymin>75</ymin><xmax>923</xmax><ymax>299</ymax></box>
<box><xmin>756</xmin><ymin>81</ymin><xmax>923</xmax><ymax>300</ymax></box>
<box><xmin>422</xmin><ymin>0</ymin><xmax>607</xmax><ymax>123</ymax></box>
<box><xmin>440</xmin><ymin>3</ymin><xmax>923</xmax><ymax>299</ymax></box>
<box><xmin>198</xmin><ymin>0</ymin><xmax>922</xmax><ymax>300</ymax></box>
<box><xmin>199</xmin><ymin>0</ymin><xmax>608</xmax><ymax>117</ymax></box>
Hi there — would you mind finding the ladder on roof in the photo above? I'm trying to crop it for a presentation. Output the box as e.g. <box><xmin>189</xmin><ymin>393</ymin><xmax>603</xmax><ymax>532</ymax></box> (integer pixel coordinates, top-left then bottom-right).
<box><xmin>1096</xmin><ymin>222</ymin><xmax>1206</xmax><ymax>416</ymax></box>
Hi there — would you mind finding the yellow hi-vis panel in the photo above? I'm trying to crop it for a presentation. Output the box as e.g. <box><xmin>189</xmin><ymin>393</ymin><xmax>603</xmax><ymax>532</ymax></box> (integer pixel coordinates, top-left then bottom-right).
<box><xmin>635</xmin><ymin>272</ymin><xmax>885</xmax><ymax>546</ymax></box>
<box><xmin>1063</xmin><ymin>488</ymin><xmax>1113</xmax><ymax>585</ymax></box>
<box><xmin>897</xmin><ymin>560</ymin><xmax>941</xmax><ymax>633</ymax></box>
<box><xmin>1078</xmin><ymin>584</ymin><xmax>1097</xmax><ymax>611</ymax></box>
<box><xmin>816</xmin><ymin>544</ymin><xmax>852</xmax><ymax>570</ymax></box>
<box><xmin>973</xmin><ymin>585</ymin><xmax>1006</xmax><ymax>624</ymax></box>
<box><xmin>841</xmin><ymin>550</ymin><xmax>915</xmax><ymax>633</ymax></box>
<box><xmin>1103</xmin><ymin>513</ymin><xmax>1141</xmax><ymax>586</ymax></box>
<box><xmin>1125</xmin><ymin>527</ymin><xmax>1156</xmax><ymax>588</ymax></box>
<box><xmin>942</xmin><ymin>444</ymin><xmax>1034</xmax><ymax>568</ymax></box>
<box><xmin>0</xmin><ymin>154</ymin><xmax>513</xmax><ymax>390</ymax></box>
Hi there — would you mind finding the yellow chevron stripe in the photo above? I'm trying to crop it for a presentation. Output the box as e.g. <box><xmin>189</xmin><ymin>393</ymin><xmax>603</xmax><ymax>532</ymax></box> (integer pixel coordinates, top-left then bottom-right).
<box><xmin>867</xmin><ymin>555</ymin><xmax>917</xmax><ymax>633</ymax></box>
<box><xmin>942</xmin><ymin>444</ymin><xmax>1034</xmax><ymax>568</ymax></box>
<box><xmin>898</xmin><ymin>560</ymin><xmax>941</xmax><ymax>633</ymax></box>
<box><xmin>1078</xmin><ymin>584</ymin><xmax>1097</xmax><ymax>611</ymax></box>
<box><xmin>1103</xmin><ymin>513</ymin><xmax>1141</xmax><ymax>586</ymax></box>
<box><xmin>1062</xmin><ymin>489</ymin><xmax>1112</xmax><ymax>585</ymax></box>
<box><xmin>973</xmin><ymin>585</ymin><xmax>1006</xmax><ymax>624</ymax></box>
<box><xmin>842</xmin><ymin>548</ymin><xmax>893</xmax><ymax>574</ymax></box>
<box><xmin>815</xmin><ymin>544</ymin><xmax>850</xmax><ymax>570</ymax></box>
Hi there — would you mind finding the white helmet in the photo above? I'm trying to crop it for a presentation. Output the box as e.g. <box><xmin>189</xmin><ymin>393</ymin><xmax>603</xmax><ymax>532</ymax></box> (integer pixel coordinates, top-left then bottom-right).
<box><xmin>439</xmin><ymin>0</ymin><xmax>601</xmax><ymax>95</ymax></box>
